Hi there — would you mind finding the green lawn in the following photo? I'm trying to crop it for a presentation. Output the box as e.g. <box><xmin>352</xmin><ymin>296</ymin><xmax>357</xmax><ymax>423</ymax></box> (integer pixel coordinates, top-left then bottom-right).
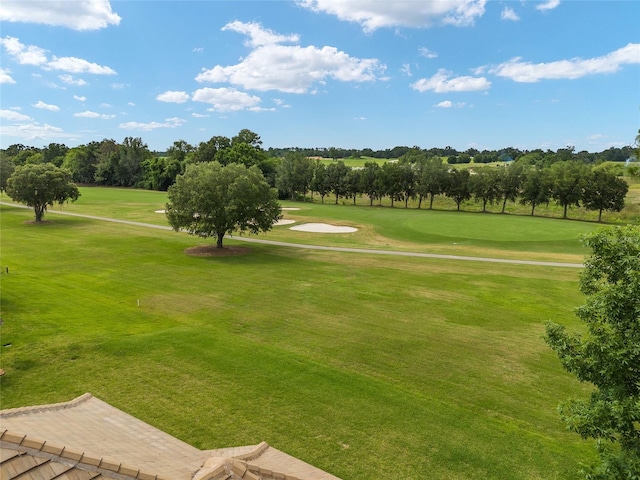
<box><xmin>27</xmin><ymin>186</ymin><xmax>602</xmax><ymax>263</ymax></box>
<box><xmin>0</xmin><ymin>189</ymin><xmax>602</xmax><ymax>479</ymax></box>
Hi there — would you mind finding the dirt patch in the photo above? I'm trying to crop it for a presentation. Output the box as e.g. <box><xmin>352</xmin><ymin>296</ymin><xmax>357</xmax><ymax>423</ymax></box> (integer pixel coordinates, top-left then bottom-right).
<box><xmin>24</xmin><ymin>220</ymin><xmax>52</xmax><ymax>225</ymax></box>
<box><xmin>185</xmin><ymin>245</ymin><xmax>251</xmax><ymax>257</ymax></box>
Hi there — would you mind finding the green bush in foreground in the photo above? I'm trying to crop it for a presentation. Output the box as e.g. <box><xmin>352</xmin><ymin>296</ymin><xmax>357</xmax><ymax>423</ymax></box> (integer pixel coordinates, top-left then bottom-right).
<box><xmin>545</xmin><ymin>226</ymin><xmax>640</xmax><ymax>479</ymax></box>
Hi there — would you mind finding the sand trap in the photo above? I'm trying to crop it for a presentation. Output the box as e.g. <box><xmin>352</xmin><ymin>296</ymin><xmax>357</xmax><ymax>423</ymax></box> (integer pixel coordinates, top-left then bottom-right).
<box><xmin>275</xmin><ymin>219</ymin><xmax>296</xmax><ymax>226</ymax></box>
<box><xmin>155</xmin><ymin>209</ymin><xmax>166</xmax><ymax>213</ymax></box>
<box><xmin>282</xmin><ymin>207</ymin><xmax>301</xmax><ymax>211</ymax></box>
<box><xmin>290</xmin><ymin>223</ymin><xmax>357</xmax><ymax>233</ymax></box>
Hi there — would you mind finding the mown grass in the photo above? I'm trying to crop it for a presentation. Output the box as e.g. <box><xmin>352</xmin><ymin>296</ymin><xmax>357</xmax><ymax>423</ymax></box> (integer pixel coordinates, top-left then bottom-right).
<box><xmin>23</xmin><ymin>187</ymin><xmax>609</xmax><ymax>264</ymax></box>
<box><xmin>0</xmin><ymin>193</ymin><xmax>600</xmax><ymax>479</ymax></box>
<box><xmin>315</xmin><ymin>156</ymin><xmax>396</xmax><ymax>167</ymax></box>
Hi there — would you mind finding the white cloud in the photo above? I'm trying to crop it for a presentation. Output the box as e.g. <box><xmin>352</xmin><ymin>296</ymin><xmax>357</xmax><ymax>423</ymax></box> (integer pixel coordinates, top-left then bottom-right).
<box><xmin>59</xmin><ymin>74</ymin><xmax>87</xmax><ymax>86</ymax></box>
<box><xmin>248</xmin><ymin>107</ymin><xmax>277</xmax><ymax>112</ymax></box>
<box><xmin>157</xmin><ymin>91</ymin><xmax>190</xmax><ymax>103</ymax></box>
<box><xmin>401</xmin><ymin>63</ymin><xmax>412</xmax><ymax>76</ymax></box>
<box><xmin>434</xmin><ymin>100</ymin><xmax>466</xmax><ymax>108</ymax></box>
<box><xmin>193</xmin><ymin>47</ymin><xmax>204</xmax><ymax>53</ymax></box>
<box><xmin>435</xmin><ymin>100</ymin><xmax>453</xmax><ymax>108</ymax></box>
<box><xmin>100</xmin><ymin>103</ymin><xmax>112</xmax><ymax>108</ymax></box>
<box><xmin>586</xmin><ymin>133</ymin><xmax>606</xmax><ymax>142</ymax></box>
<box><xmin>411</xmin><ymin>69</ymin><xmax>491</xmax><ymax>92</ymax></box>
<box><xmin>1</xmin><ymin>36</ymin><xmax>116</xmax><ymax>75</ymax></box>
<box><xmin>222</xmin><ymin>20</ymin><xmax>300</xmax><ymax>47</ymax></box>
<box><xmin>0</xmin><ymin>109</ymin><xmax>31</xmax><ymax>121</ymax></box>
<box><xmin>0</xmin><ymin>36</ymin><xmax>47</xmax><ymax>65</ymax></box>
<box><xmin>47</xmin><ymin>56</ymin><xmax>116</xmax><ymax>74</ymax></box>
<box><xmin>490</xmin><ymin>43</ymin><xmax>640</xmax><ymax>82</ymax></box>
<box><xmin>0</xmin><ymin>0</ymin><xmax>121</xmax><ymax>30</ymax></box>
<box><xmin>195</xmin><ymin>21</ymin><xmax>385</xmax><ymax>93</ymax></box>
<box><xmin>165</xmin><ymin>117</ymin><xmax>186</xmax><ymax>125</ymax></box>
<box><xmin>119</xmin><ymin>117</ymin><xmax>186</xmax><ymax>131</ymax></box>
<box><xmin>73</xmin><ymin>95</ymin><xmax>87</xmax><ymax>101</ymax></box>
<box><xmin>419</xmin><ymin>47</ymin><xmax>438</xmax><ymax>59</ymax></box>
<box><xmin>192</xmin><ymin>87</ymin><xmax>262</xmax><ymax>112</ymax></box>
<box><xmin>536</xmin><ymin>0</ymin><xmax>560</xmax><ymax>11</ymax></box>
<box><xmin>33</xmin><ymin>100</ymin><xmax>60</xmax><ymax>111</ymax></box>
<box><xmin>0</xmin><ymin>68</ymin><xmax>15</xmax><ymax>84</ymax></box>
<box><xmin>297</xmin><ymin>0</ymin><xmax>487</xmax><ymax>32</ymax></box>
<box><xmin>74</xmin><ymin>110</ymin><xmax>115</xmax><ymax>119</ymax></box>
<box><xmin>111</xmin><ymin>83</ymin><xmax>127</xmax><ymax>89</ymax></box>
<box><xmin>0</xmin><ymin>122</ymin><xmax>72</xmax><ymax>141</ymax></box>
<box><xmin>191</xmin><ymin>112</ymin><xmax>210</xmax><ymax>118</ymax></box>
<box><xmin>128</xmin><ymin>102</ymin><xmax>135</xmax><ymax>106</ymax></box>
<box><xmin>501</xmin><ymin>7</ymin><xmax>519</xmax><ymax>21</ymax></box>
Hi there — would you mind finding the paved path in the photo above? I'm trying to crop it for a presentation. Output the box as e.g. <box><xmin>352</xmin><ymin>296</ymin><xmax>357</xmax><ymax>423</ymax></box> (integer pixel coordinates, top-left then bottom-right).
<box><xmin>1</xmin><ymin>201</ymin><xmax>584</xmax><ymax>268</ymax></box>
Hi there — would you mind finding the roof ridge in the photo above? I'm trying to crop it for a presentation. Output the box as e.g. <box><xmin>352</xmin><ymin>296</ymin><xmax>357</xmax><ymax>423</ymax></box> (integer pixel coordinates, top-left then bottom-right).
<box><xmin>0</xmin><ymin>429</ymin><xmax>171</xmax><ymax>480</ymax></box>
<box><xmin>232</xmin><ymin>441</ymin><xmax>270</xmax><ymax>461</ymax></box>
<box><xmin>193</xmin><ymin>456</ymin><xmax>261</xmax><ymax>480</ymax></box>
<box><xmin>0</xmin><ymin>393</ymin><xmax>93</xmax><ymax>418</ymax></box>
<box><xmin>194</xmin><ymin>446</ymin><xmax>308</xmax><ymax>480</ymax></box>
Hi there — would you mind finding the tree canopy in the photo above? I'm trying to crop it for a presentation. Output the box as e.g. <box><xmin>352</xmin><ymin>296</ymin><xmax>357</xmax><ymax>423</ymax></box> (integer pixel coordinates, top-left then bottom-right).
<box><xmin>582</xmin><ymin>170</ymin><xmax>628</xmax><ymax>222</ymax></box>
<box><xmin>166</xmin><ymin>162</ymin><xmax>281</xmax><ymax>248</ymax></box>
<box><xmin>5</xmin><ymin>163</ymin><xmax>80</xmax><ymax>222</ymax></box>
<box><xmin>545</xmin><ymin>226</ymin><xmax>640</xmax><ymax>478</ymax></box>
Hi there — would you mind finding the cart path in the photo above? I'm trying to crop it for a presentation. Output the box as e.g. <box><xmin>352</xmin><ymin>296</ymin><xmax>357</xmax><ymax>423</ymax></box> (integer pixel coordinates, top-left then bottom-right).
<box><xmin>1</xmin><ymin>202</ymin><xmax>584</xmax><ymax>268</ymax></box>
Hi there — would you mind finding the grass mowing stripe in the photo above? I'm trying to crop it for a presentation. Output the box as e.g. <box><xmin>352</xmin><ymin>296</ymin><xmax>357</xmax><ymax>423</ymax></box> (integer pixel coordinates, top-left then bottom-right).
<box><xmin>0</xmin><ymin>203</ymin><xmax>595</xmax><ymax>479</ymax></box>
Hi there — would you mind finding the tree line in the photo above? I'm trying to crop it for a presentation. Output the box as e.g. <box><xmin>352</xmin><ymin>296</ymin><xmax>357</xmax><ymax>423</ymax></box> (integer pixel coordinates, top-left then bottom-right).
<box><xmin>276</xmin><ymin>150</ymin><xmax>630</xmax><ymax>221</ymax></box>
<box><xmin>1</xmin><ymin>129</ymin><xmax>637</xmax><ymax>222</ymax></box>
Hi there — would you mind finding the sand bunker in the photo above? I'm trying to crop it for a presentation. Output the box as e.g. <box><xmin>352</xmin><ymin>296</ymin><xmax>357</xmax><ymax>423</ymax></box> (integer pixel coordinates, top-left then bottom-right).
<box><xmin>155</xmin><ymin>209</ymin><xmax>166</xmax><ymax>213</ymax></box>
<box><xmin>282</xmin><ymin>207</ymin><xmax>301</xmax><ymax>211</ymax></box>
<box><xmin>290</xmin><ymin>223</ymin><xmax>357</xmax><ymax>233</ymax></box>
<box><xmin>275</xmin><ymin>219</ymin><xmax>296</xmax><ymax>226</ymax></box>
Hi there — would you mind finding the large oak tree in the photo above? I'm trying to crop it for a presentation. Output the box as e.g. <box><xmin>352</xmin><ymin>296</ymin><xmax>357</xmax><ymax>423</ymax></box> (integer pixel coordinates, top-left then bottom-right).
<box><xmin>6</xmin><ymin>163</ymin><xmax>80</xmax><ymax>222</ymax></box>
<box><xmin>166</xmin><ymin>162</ymin><xmax>281</xmax><ymax>248</ymax></box>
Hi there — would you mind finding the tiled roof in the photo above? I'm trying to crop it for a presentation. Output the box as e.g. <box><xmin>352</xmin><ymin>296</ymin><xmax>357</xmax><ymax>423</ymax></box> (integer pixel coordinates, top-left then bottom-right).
<box><xmin>0</xmin><ymin>394</ymin><xmax>341</xmax><ymax>480</ymax></box>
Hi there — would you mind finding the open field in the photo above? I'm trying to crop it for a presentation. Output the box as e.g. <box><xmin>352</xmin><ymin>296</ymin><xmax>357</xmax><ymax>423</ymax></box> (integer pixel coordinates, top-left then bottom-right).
<box><xmin>18</xmin><ymin>185</ymin><xmax>621</xmax><ymax>264</ymax></box>
<box><xmin>0</xmin><ymin>187</ymin><xmax>615</xmax><ymax>479</ymax></box>
<box><xmin>314</xmin><ymin>156</ymin><xmax>396</xmax><ymax>167</ymax></box>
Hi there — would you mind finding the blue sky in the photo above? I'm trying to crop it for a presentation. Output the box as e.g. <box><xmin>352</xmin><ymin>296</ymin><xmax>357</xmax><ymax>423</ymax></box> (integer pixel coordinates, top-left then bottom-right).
<box><xmin>1</xmin><ymin>0</ymin><xmax>638</xmax><ymax>153</ymax></box>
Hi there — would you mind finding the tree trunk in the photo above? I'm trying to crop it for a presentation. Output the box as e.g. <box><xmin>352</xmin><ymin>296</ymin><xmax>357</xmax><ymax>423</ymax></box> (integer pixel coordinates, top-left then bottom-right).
<box><xmin>216</xmin><ymin>233</ymin><xmax>224</xmax><ymax>248</ymax></box>
<box><xmin>563</xmin><ymin>204</ymin><xmax>568</xmax><ymax>219</ymax></box>
<box><xmin>34</xmin><ymin>204</ymin><xmax>45</xmax><ymax>222</ymax></box>
<box><xmin>482</xmin><ymin>199</ymin><xmax>487</xmax><ymax>212</ymax></box>
<box><xmin>502</xmin><ymin>197</ymin><xmax>507</xmax><ymax>213</ymax></box>
<box><xmin>598</xmin><ymin>208</ymin><xmax>603</xmax><ymax>222</ymax></box>
<box><xmin>531</xmin><ymin>204</ymin><xmax>536</xmax><ymax>216</ymax></box>
<box><xmin>418</xmin><ymin>195</ymin><xmax>422</xmax><ymax>209</ymax></box>
<box><xmin>429</xmin><ymin>194</ymin><xmax>435</xmax><ymax>210</ymax></box>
